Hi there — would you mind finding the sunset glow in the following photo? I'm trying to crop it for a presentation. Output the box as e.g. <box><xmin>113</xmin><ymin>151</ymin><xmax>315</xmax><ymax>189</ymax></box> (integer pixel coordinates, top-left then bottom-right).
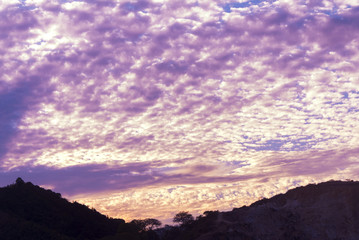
<box><xmin>1</xmin><ymin>0</ymin><xmax>359</xmax><ymax>223</ymax></box>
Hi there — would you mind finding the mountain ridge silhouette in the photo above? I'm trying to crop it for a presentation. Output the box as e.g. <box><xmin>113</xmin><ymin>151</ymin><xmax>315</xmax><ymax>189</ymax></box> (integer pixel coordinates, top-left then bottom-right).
<box><xmin>163</xmin><ymin>180</ymin><xmax>359</xmax><ymax>240</ymax></box>
<box><xmin>1</xmin><ymin>178</ymin><xmax>359</xmax><ymax>240</ymax></box>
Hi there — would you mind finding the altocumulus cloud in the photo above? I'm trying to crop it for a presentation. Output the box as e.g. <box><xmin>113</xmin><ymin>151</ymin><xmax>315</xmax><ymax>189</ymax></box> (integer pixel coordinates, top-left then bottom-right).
<box><xmin>1</xmin><ymin>0</ymin><xmax>359</xmax><ymax>222</ymax></box>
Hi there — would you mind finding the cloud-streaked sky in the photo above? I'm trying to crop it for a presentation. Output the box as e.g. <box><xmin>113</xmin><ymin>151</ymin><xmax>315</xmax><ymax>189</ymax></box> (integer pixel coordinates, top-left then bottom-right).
<box><xmin>1</xmin><ymin>0</ymin><xmax>359</xmax><ymax>222</ymax></box>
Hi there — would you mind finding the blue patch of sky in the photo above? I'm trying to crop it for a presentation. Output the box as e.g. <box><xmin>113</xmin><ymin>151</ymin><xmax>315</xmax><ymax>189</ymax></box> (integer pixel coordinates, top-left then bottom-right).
<box><xmin>341</xmin><ymin>92</ymin><xmax>349</xmax><ymax>99</ymax></box>
<box><xmin>167</xmin><ymin>186</ymin><xmax>186</xmax><ymax>193</ymax></box>
<box><xmin>320</xmin><ymin>7</ymin><xmax>339</xmax><ymax>16</ymax></box>
<box><xmin>321</xmin><ymin>67</ymin><xmax>337</xmax><ymax>73</ymax></box>
<box><xmin>296</xmin><ymin>45</ymin><xmax>304</xmax><ymax>50</ymax></box>
<box><xmin>289</xmin><ymin>104</ymin><xmax>303</xmax><ymax>111</ymax></box>
<box><xmin>121</xmin><ymin>2</ymin><xmax>149</xmax><ymax>13</ymax></box>
<box><xmin>222</xmin><ymin>0</ymin><xmax>276</xmax><ymax>13</ymax></box>
<box><xmin>242</xmin><ymin>136</ymin><xmax>321</xmax><ymax>152</ymax></box>
<box><xmin>17</xmin><ymin>1</ymin><xmax>37</xmax><ymax>10</ymax></box>
<box><xmin>123</xmin><ymin>2</ymin><xmax>136</xmax><ymax>11</ymax></box>
<box><xmin>216</xmin><ymin>193</ymin><xmax>224</xmax><ymax>200</ymax></box>
<box><xmin>304</xmin><ymin>114</ymin><xmax>323</xmax><ymax>123</ymax></box>
<box><xmin>247</xmin><ymin>139</ymin><xmax>287</xmax><ymax>151</ymax></box>
<box><xmin>292</xmin><ymin>180</ymin><xmax>302</xmax><ymax>186</ymax></box>
<box><xmin>348</xmin><ymin>107</ymin><xmax>359</xmax><ymax>113</ymax></box>
<box><xmin>35</xmin><ymin>39</ymin><xmax>46</xmax><ymax>45</ymax></box>
<box><xmin>295</xmin><ymin>87</ymin><xmax>306</xmax><ymax>102</ymax></box>
<box><xmin>324</xmin><ymin>101</ymin><xmax>344</xmax><ymax>106</ymax></box>
<box><xmin>308</xmin><ymin>3</ymin><xmax>340</xmax><ymax>16</ymax></box>
<box><xmin>224</xmin><ymin>160</ymin><xmax>250</xmax><ymax>168</ymax></box>
<box><xmin>316</xmin><ymin>6</ymin><xmax>355</xmax><ymax>23</ymax></box>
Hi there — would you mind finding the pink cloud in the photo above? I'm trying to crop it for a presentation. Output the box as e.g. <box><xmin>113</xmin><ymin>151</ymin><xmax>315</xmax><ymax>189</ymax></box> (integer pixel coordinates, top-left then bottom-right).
<box><xmin>1</xmin><ymin>0</ymin><xmax>359</xmax><ymax>222</ymax></box>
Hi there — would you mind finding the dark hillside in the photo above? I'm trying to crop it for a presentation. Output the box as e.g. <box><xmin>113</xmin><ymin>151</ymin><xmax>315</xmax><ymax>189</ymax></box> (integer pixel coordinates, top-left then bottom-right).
<box><xmin>2</xmin><ymin>178</ymin><xmax>359</xmax><ymax>240</ymax></box>
<box><xmin>0</xmin><ymin>178</ymin><xmax>124</xmax><ymax>240</ymax></box>
<box><xmin>161</xmin><ymin>180</ymin><xmax>359</xmax><ymax>240</ymax></box>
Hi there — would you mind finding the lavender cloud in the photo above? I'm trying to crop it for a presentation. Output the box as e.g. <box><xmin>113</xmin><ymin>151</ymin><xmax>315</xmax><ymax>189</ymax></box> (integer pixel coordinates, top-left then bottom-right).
<box><xmin>1</xmin><ymin>0</ymin><xmax>359</xmax><ymax>222</ymax></box>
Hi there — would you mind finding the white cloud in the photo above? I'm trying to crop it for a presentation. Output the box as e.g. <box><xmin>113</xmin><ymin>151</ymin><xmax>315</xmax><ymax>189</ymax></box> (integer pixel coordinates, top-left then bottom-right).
<box><xmin>1</xmin><ymin>0</ymin><xmax>359</xmax><ymax>223</ymax></box>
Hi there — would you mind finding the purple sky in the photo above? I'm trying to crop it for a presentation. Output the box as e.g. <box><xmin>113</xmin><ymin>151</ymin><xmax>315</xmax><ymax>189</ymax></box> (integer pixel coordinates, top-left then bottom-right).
<box><xmin>1</xmin><ymin>0</ymin><xmax>359</xmax><ymax>222</ymax></box>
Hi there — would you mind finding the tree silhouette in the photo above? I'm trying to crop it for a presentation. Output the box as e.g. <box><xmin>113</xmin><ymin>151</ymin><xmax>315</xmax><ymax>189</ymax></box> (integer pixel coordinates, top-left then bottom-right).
<box><xmin>173</xmin><ymin>211</ymin><xmax>194</xmax><ymax>226</ymax></box>
<box><xmin>130</xmin><ymin>219</ymin><xmax>147</xmax><ymax>232</ymax></box>
<box><xmin>144</xmin><ymin>218</ymin><xmax>161</xmax><ymax>230</ymax></box>
<box><xmin>130</xmin><ymin>218</ymin><xmax>162</xmax><ymax>231</ymax></box>
<box><xmin>15</xmin><ymin>177</ymin><xmax>25</xmax><ymax>185</ymax></box>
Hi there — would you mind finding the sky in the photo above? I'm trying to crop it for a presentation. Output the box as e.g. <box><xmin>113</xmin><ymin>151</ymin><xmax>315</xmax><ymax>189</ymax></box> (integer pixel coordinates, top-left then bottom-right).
<box><xmin>1</xmin><ymin>0</ymin><xmax>359</xmax><ymax>223</ymax></box>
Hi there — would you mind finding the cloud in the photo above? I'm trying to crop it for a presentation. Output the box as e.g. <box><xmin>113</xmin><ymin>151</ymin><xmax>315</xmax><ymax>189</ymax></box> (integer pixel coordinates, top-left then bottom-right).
<box><xmin>1</xmin><ymin>0</ymin><xmax>359</xmax><ymax>222</ymax></box>
<box><xmin>0</xmin><ymin>160</ymin><xmax>254</xmax><ymax>197</ymax></box>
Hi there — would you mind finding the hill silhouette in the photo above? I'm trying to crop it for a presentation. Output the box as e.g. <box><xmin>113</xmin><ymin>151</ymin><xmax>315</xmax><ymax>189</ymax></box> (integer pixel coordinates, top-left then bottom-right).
<box><xmin>1</xmin><ymin>178</ymin><xmax>359</xmax><ymax>240</ymax></box>
<box><xmin>0</xmin><ymin>178</ymin><xmax>156</xmax><ymax>240</ymax></box>
<box><xmin>161</xmin><ymin>180</ymin><xmax>359</xmax><ymax>240</ymax></box>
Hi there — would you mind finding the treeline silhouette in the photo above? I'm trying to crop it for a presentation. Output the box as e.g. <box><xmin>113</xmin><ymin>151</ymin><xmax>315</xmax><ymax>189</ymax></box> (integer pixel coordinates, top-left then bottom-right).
<box><xmin>1</xmin><ymin>178</ymin><xmax>359</xmax><ymax>240</ymax></box>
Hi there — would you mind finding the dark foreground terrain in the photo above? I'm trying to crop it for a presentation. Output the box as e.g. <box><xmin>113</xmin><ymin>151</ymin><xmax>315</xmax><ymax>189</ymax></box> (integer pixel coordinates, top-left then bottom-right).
<box><xmin>1</xmin><ymin>178</ymin><xmax>358</xmax><ymax>240</ymax></box>
<box><xmin>0</xmin><ymin>178</ymin><xmax>157</xmax><ymax>240</ymax></box>
<box><xmin>164</xmin><ymin>180</ymin><xmax>359</xmax><ymax>240</ymax></box>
